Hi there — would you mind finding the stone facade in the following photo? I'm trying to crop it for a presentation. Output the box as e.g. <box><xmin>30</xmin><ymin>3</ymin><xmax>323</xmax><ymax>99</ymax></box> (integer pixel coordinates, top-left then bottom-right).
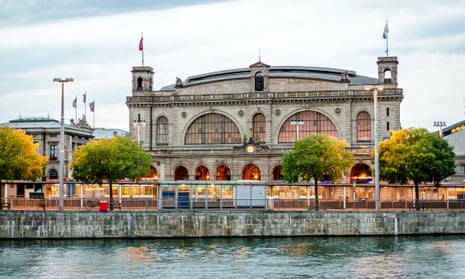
<box><xmin>126</xmin><ymin>57</ymin><xmax>403</xmax><ymax>182</ymax></box>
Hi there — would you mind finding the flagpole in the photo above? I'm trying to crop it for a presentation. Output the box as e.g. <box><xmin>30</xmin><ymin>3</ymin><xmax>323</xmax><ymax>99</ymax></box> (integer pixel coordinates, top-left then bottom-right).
<box><xmin>383</xmin><ymin>20</ymin><xmax>389</xmax><ymax>56</ymax></box>
<box><xmin>140</xmin><ymin>32</ymin><xmax>144</xmax><ymax>66</ymax></box>
<box><xmin>74</xmin><ymin>96</ymin><xmax>77</xmax><ymax>124</ymax></box>
<box><xmin>83</xmin><ymin>91</ymin><xmax>87</xmax><ymax>122</ymax></box>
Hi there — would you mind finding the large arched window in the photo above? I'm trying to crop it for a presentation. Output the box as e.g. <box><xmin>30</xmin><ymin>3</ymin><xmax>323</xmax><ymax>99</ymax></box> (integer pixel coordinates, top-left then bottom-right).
<box><xmin>156</xmin><ymin>116</ymin><xmax>169</xmax><ymax>145</ymax></box>
<box><xmin>356</xmin><ymin>111</ymin><xmax>371</xmax><ymax>142</ymax></box>
<box><xmin>185</xmin><ymin>113</ymin><xmax>241</xmax><ymax>144</ymax></box>
<box><xmin>253</xmin><ymin>113</ymin><xmax>266</xmax><ymax>143</ymax></box>
<box><xmin>278</xmin><ymin>111</ymin><xmax>338</xmax><ymax>143</ymax></box>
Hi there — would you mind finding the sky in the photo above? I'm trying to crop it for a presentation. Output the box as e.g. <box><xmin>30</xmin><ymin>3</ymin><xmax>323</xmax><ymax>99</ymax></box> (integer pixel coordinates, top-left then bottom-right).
<box><xmin>1</xmin><ymin>0</ymin><xmax>465</xmax><ymax>132</ymax></box>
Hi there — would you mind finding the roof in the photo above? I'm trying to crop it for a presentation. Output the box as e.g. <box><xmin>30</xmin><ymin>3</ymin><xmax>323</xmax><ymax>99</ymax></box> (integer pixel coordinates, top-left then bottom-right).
<box><xmin>1</xmin><ymin>117</ymin><xmax>93</xmax><ymax>135</ymax></box>
<box><xmin>161</xmin><ymin>63</ymin><xmax>378</xmax><ymax>90</ymax></box>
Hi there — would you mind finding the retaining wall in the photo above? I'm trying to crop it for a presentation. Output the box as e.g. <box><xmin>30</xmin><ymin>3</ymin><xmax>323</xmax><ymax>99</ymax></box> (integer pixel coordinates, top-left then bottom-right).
<box><xmin>0</xmin><ymin>210</ymin><xmax>464</xmax><ymax>239</ymax></box>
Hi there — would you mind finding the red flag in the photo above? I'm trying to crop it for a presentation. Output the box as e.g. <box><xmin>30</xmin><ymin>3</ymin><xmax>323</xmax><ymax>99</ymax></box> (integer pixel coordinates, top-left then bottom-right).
<box><xmin>139</xmin><ymin>36</ymin><xmax>143</xmax><ymax>51</ymax></box>
<box><xmin>72</xmin><ymin>97</ymin><xmax>77</xmax><ymax>108</ymax></box>
<box><xmin>90</xmin><ymin>101</ymin><xmax>95</xmax><ymax>112</ymax></box>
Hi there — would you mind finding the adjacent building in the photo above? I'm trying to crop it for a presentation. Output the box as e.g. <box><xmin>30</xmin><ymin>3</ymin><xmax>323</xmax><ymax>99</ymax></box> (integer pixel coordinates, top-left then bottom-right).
<box><xmin>1</xmin><ymin>117</ymin><xmax>94</xmax><ymax>183</ymax></box>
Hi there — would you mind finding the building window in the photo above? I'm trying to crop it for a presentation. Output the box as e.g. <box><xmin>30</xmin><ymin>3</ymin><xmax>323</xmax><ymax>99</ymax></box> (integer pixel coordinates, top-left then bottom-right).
<box><xmin>253</xmin><ymin>113</ymin><xmax>266</xmax><ymax>143</ymax></box>
<box><xmin>50</xmin><ymin>144</ymin><xmax>57</xmax><ymax>160</ymax></box>
<box><xmin>356</xmin><ymin>111</ymin><xmax>371</xmax><ymax>142</ymax></box>
<box><xmin>278</xmin><ymin>110</ymin><xmax>338</xmax><ymax>143</ymax></box>
<box><xmin>461</xmin><ymin>165</ymin><xmax>465</xmax><ymax>174</ymax></box>
<box><xmin>386</xmin><ymin>121</ymin><xmax>390</xmax><ymax>131</ymax></box>
<box><xmin>185</xmin><ymin>113</ymin><xmax>241</xmax><ymax>145</ymax></box>
<box><xmin>156</xmin><ymin>116</ymin><xmax>169</xmax><ymax>145</ymax></box>
<box><xmin>386</xmin><ymin>107</ymin><xmax>390</xmax><ymax>117</ymax></box>
<box><xmin>49</xmin><ymin>169</ymin><xmax>58</xmax><ymax>179</ymax></box>
<box><xmin>255</xmin><ymin>72</ymin><xmax>264</xmax><ymax>91</ymax></box>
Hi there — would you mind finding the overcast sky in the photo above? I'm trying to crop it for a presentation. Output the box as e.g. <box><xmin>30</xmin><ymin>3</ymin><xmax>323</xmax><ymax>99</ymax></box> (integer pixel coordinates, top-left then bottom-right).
<box><xmin>1</xmin><ymin>0</ymin><xmax>464</xmax><ymax>131</ymax></box>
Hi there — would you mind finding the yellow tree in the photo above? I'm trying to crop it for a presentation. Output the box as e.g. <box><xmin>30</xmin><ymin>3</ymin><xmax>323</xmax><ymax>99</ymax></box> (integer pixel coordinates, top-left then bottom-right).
<box><xmin>0</xmin><ymin>126</ymin><xmax>48</xmax><ymax>209</ymax></box>
<box><xmin>379</xmin><ymin>128</ymin><xmax>455</xmax><ymax>211</ymax></box>
<box><xmin>71</xmin><ymin>135</ymin><xmax>152</xmax><ymax>211</ymax></box>
<box><xmin>282</xmin><ymin>134</ymin><xmax>353</xmax><ymax>210</ymax></box>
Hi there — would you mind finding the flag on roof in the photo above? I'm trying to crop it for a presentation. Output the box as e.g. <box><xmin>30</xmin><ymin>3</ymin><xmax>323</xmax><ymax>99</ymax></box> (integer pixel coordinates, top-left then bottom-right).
<box><xmin>72</xmin><ymin>96</ymin><xmax>77</xmax><ymax>108</ymax></box>
<box><xmin>90</xmin><ymin>101</ymin><xmax>95</xmax><ymax>112</ymax></box>
<box><xmin>383</xmin><ymin>21</ymin><xmax>389</xmax><ymax>39</ymax></box>
<box><xmin>139</xmin><ymin>36</ymin><xmax>143</xmax><ymax>51</ymax></box>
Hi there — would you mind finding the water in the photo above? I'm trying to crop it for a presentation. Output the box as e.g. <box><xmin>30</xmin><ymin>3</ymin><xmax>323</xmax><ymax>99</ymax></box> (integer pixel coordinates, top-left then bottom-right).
<box><xmin>1</xmin><ymin>236</ymin><xmax>464</xmax><ymax>279</ymax></box>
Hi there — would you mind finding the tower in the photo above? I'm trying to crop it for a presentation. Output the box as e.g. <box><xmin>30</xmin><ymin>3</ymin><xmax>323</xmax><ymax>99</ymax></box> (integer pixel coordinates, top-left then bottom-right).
<box><xmin>377</xmin><ymin>56</ymin><xmax>398</xmax><ymax>88</ymax></box>
<box><xmin>131</xmin><ymin>66</ymin><xmax>154</xmax><ymax>93</ymax></box>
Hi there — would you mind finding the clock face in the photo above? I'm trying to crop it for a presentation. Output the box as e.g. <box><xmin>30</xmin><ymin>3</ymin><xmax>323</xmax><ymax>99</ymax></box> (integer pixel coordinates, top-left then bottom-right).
<box><xmin>247</xmin><ymin>145</ymin><xmax>255</xmax><ymax>153</ymax></box>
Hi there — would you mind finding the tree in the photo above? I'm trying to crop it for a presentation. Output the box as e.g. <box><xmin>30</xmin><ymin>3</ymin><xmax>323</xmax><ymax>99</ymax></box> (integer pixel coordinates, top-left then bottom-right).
<box><xmin>282</xmin><ymin>134</ymin><xmax>353</xmax><ymax>211</ymax></box>
<box><xmin>71</xmin><ymin>135</ymin><xmax>152</xmax><ymax>211</ymax></box>
<box><xmin>0</xmin><ymin>126</ymin><xmax>48</xmax><ymax>210</ymax></box>
<box><xmin>378</xmin><ymin>128</ymin><xmax>455</xmax><ymax>211</ymax></box>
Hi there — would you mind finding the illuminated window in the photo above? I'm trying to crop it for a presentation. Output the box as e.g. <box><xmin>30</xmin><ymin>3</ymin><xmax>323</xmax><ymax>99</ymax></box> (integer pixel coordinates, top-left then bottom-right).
<box><xmin>356</xmin><ymin>111</ymin><xmax>371</xmax><ymax>142</ymax></box>
<box><xmin>278</xmin><ymin>110</ymin><xmax>338</xmax><ymax>143</ymax></box>
<box><xmin>156</xmin><ymin>116</ymin><xmax>169</xmax><ymax>145</ymax></box>
<box><xmin>185</xmin><ymin>113</ymin><xmax>241</xmax><ymax>144</ymax></box>
<box><xmin>253</xmin><ymin>113</ymin><xmax>266</xmax><ymax>143</ymax></box>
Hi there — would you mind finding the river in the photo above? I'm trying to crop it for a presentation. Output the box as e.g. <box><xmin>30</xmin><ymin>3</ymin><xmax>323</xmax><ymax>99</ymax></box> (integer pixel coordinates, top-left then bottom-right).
<box><xmin>0</xmin><ymin>235</ymin><xmax>463</xmax><ymax>278</ymax></box>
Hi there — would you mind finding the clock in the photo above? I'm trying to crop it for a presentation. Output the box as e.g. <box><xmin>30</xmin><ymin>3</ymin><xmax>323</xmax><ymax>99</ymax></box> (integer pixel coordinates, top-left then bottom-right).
<box><xmin>246</xmin><ymin>144</ymin><xmax>255</xmax><ymax>153</ymax></box>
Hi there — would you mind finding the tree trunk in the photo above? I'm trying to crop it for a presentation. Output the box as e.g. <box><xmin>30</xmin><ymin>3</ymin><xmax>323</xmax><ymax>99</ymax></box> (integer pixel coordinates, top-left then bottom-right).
<box><xmin>415</xmin><ymin>183</ymin><xmax>420</xmax><ymax>211</ymax></box>
<box><xmin>314</xmin><ymin>181</ymin><xmax>319</xmax><ymax>211</ymax></box>
<box><xmin>109</xmin><ymin>181</ymin><xmax>114</xmax><ymax>211</ymax></box>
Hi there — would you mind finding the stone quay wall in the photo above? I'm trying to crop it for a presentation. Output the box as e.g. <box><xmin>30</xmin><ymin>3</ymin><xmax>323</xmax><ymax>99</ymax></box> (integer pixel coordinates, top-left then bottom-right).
<box><xmin>0</xmin><ymin>210</ymin><xmax>464</xmax><ymax>239</ymax></box>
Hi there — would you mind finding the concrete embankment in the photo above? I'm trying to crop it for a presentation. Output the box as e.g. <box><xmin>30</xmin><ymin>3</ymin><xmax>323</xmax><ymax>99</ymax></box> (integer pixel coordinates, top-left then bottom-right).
<box><xmin>0</xmin><ymin>210</ymin><xmax>464</xmax><ymax>239</ymax></box>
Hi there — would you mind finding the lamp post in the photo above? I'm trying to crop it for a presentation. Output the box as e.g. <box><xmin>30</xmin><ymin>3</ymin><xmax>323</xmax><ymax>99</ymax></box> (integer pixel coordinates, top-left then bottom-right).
<box><xmin>433</xmin><ymin>121</ymin><xmax>446</xmax><ymax>137</ymax></box>
<box><xmin>133</xmin><ymin>113</ymin><xmax>145</xmax><ymax>145</ymax></box>
<box><xmin>291</xmin><ymin>120</ymin><xmax>304</xmax><ymax>141</ymax></box>
<box><xmin>53</xmin><ymin>77</ymin><xmax>73</xmax><ymax>211</ymax></box>
<box><xmin>365</xmin><ymin>86</ymin><xmax>383</xmax><ymax>210</ymax></box>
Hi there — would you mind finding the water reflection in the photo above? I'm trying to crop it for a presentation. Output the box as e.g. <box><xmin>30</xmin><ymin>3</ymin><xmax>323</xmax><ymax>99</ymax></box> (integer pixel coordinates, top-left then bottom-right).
<box><xmin>1</xmin><ymin>236</ymin><xmax>465</xmax><ymax>278</ymax></box>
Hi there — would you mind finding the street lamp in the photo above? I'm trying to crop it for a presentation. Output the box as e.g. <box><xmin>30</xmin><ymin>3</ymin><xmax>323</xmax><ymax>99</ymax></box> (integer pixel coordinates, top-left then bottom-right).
<box><xmin>53</xmin><ymin>77</ymin><xmax>73</xmax><ymax>211</ymax></box>
<box><xmin>133</xmin><ymin>113</ymin><xmax>145</xmax><ymax>145</ymax></box>
<box><xmin>433</xmin><ymin>121</ymin><xmax>446</xmax><ymax>137</ymax></box>
<box><xmin>291</xmin><ymin>120</ymin><xmax>304</xmax><ymax>140</ymax></box>
<box><xmin>365</xmin><ymin>85</ymin><xmax>383</xmax><ymax>210</ymax></box>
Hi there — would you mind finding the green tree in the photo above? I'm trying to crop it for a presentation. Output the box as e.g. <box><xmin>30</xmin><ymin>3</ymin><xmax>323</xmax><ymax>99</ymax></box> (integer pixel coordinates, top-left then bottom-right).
<box><xmin>0</xmin><ymin>126</ymin><xmax>48</xmax><ymax>209</ymax></box>
<box><xmin>378</xmin><ymin>128</ymin><xmax>455</xmax><ymax>211</ymax></box>
<box><xmin>71</xmin><ymin>135</ymin><xmax>152</xmax><ymax>211</ymax></box>
<box><xmin>282</xmin><ymin>134</ymin><xmax>353</xmax><ymax>211</ymax></box>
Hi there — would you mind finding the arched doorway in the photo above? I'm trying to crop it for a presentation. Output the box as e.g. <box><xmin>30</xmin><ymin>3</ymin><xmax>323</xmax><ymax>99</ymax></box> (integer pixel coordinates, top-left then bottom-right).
<box><xmin>272</xmin><ymin>166</ymin><xmax>283</xmax><ymax>180</ymax></box>
<box><xmin>350</xmin><ymin>162</ymin><xmax>372</xmax><ymax>184</ymax></box>
<box><xmin>215</xmin><ymin>165</ymin><xmax>231</xmax><ymax>180</ymax></box>
<box><xmin>195</xmin><ymin>166</ymin><xmax>210</xmax><ymax>180</ymax></box>
<box><xmin>242</xmin><ymin>164</ymin><xmax>261</xmax><ymax>180</ymax></box>
<box><xmin>174</xmin><ymin>166</ymin><xmax>189</xmax><ymax>180</ymax></box>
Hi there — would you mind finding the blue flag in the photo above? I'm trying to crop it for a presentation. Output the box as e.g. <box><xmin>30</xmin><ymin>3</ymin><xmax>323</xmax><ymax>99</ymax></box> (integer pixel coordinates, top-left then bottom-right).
<box><xmin>383</xmin><ymin>21</ymin><xmax>389</xmax><ymax>39</ymax></box>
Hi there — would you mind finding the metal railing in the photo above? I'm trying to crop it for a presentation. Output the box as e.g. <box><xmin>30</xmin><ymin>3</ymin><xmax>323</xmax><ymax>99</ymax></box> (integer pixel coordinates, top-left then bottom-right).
<box><xmin>2</xmin><ymin>198</ymin><xmax>465</xmax><ymax>211</ymax></box>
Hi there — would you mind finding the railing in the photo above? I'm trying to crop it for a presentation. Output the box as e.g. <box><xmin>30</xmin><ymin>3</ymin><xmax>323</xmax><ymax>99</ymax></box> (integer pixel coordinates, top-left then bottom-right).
<box><xmin>2</xmin><ymin>198</ymin><xmax>465</xmax><ymax>211</ymax></box>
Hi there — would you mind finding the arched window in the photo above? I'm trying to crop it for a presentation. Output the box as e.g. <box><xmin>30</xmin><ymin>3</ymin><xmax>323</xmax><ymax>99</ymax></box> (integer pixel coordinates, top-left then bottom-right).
<box><xmin>278</xmin><ymin>110</ymin><xmax>338</xmax><ymax>143</ymax></box>
<box><xmin>215</xmin><ymin>165</ymin><xmax>231</xmax><ymax>180</ymax></box>
<box><xmin>174</xmin><ymin>166</ymin><xmax>189</xmax><ymax>180</ymax></box>
<box><xmin>384</xmin><ymin>69</ymin><xmax>392</xmax><ymax>83</ymax></box>
<box><xmin>253</xmin><ymin>113</ymin><xmax>266</xmax><ymax>143</ymax></box>
<box><xmin>272</xmin><ymin>166</ymin><xmax>283</xmax><ymax>180</ymax></box>
<box><xmin>243</xmin><ymin>164</ymin><xmax>261</xmax><ymax>180</ymax></box>
<box><xmin>356</xmin><ymin>111</ymin><xmax>371</xmax><ymax>142</ymax></box>
<box><xmin>386</xmin><ymin>107</ymin><xmax>390</xmax><ymax>117</ymax></box>
<box><xmin>137</xmin><ymin>76</ymin><xmax>143</xmax><ymax>90</ymax></box>
<box><xmin>195</xmin><ymin>166</ymin><xmax>210</xmax><ymax>180</ymax></box>
<box><xmin>255</xmin><ymin>72</ymin><xmax>264</xmax><ymax>91</ymax></box>
<box><xmin>156</xmin><ymin>116</ymin><xmax>169</xmax><ymax>145</ymax></box>
<box><xmin>49</xmin><ymin>169</ymin><xmax>58</xmax><ymax>180</ymax></box>
<box><xmin>185</xmin><ymin>113</ymin><xmax>241</xmax><ymax>144</ymax></box>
